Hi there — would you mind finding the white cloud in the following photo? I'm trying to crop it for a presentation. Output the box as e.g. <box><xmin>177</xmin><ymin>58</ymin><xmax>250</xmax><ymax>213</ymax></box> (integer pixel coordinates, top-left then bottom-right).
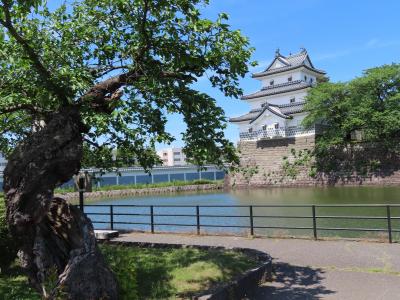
<box><xmin>313</xmin><ymin>49</ymin><xmax>353</xmax><ymax>62</ymax></box>
<box><xmin>366</xmin><ymin>38</ymin><xmax>379</xmax><ymax>48</ymax></box>
<box><xmin>314</xmin><ymin>38</ymin><xmax>400</xmax><ymax>62</ymax></box>
<box><xmin>365</xmin><ymin>38</ymin><xmax>400</xmax><ymax>49</ymax></box>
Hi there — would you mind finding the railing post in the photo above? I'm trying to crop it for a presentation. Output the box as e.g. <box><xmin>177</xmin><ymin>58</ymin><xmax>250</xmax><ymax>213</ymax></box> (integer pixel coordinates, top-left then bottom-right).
<box><xmin>249</xmin><ymin>206</ymin><xmax>254</xmax><ymax>236</ymax></box>
<box><xmin>387</xmin><ymin>205</ymin><xmax>392</xmax><ymax>243</ymax></box>
<box><xmin>110</xmin><ymin>205</ymin><xmax>114</xmax><ymax>230</ymax></box>
<box><xmin>312</xmin><ymin>205</ymin><xmax>317</xmax><ymax>240</ymax></box>
<box><xmin>78</xmin><ymin>177</ymin><xmax>85</xmax><ymax>213</ymax></box>
<box><xmin>196</xmin><ymin>206</ymin><xmax>200</xmax><ymax>235</ymax></box>
<box><xmin>150</xmin><ymin>205</ymin><xmax>154</xmax><ymax>234</ymax></box>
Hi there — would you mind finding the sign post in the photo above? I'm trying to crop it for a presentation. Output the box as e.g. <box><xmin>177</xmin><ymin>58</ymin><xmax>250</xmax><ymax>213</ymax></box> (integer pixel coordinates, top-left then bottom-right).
<box><xmin>79</xmin><ymin>177</ymin><xmax>85</xmax><ymax>212</ymax></box>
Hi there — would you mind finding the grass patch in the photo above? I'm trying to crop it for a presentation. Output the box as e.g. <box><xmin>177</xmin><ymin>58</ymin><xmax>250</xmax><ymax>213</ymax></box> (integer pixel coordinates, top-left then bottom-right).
<box><xmin>101</xmin><ymin>244</ymin><xmax>257</xmax><ymax>299</ymax></box>
<box><xmin>0</xmin><ymin>265</ymin><xmax>40</xmax><ymax>300</ymax></box>
<box><xmin>55</xmin><ymin>179</ymin><xmax>223</xmax><ymax>194</ymax></box>
<box><xmin>0</xmin><ymin>245</ymin><xmax>257</xmax><ymax>300</ymax></box>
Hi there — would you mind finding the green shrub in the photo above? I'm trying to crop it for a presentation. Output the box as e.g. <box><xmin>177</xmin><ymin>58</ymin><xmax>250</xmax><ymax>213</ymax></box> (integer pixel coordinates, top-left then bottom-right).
<box><xmin>0</xmin><ymin>197</ymin><xmax>18</xmax><ymax>272</ymax></box>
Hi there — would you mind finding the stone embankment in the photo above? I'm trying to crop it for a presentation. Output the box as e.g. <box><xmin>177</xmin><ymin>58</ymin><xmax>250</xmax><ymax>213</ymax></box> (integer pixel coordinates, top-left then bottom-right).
<box><xmin>229</xmin><ymin>136</ymin><xmax>400</xmax><ymax>187</ymax></box>
<box><xmin>56</xmin><ymin>183</ymin><xmax>224</xmax><ymax>201</ymax></box>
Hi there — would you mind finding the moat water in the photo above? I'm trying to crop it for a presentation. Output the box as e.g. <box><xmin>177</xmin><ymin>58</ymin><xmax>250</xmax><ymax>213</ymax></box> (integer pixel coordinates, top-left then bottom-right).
<box><xmin>86</xmin><ymin>186</ymin><xmax>400</xmax><ymax>241</ymax></box>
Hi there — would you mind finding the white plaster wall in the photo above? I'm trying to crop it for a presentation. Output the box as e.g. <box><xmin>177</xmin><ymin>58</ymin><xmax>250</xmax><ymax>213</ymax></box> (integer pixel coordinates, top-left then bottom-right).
<box><xmin>260</xmin><ymin>71</ymin><xmax>303</xmax><ymax>87</ymax></box>
<box><xmin>249</xmin><ymin>90</ymin><xmax>309</xmax><ymax>109</ymax></box>
<box><xmin>270</xmin><ymin>60</ymin><xmax>285</xmax><ymax>69</ymax></box>
<box><xmin>287</xmin><ymin>113</ymin><xmax>307</xmax><ymax>127</ymax></box>
<box><xmin>236</xmin><ymin>113</ymin><xmax>308</xmax><ymax>134</ymax></box>
<box><xmin>299</xmin><ymin>70</ymin><xmax>316</xmax><ymax>84</ymax></box>
<box><xmin>251</xmin><ymin>113</ymin><xmax>284</xmax><ymax>129</ymax></box>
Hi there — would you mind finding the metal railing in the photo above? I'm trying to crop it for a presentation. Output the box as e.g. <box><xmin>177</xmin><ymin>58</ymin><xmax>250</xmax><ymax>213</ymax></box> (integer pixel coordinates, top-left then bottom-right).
<box><xmin>239</xmin><ymin>126</ymin><xmax>315</xmax><ymax>141</ymax></box>
<box><xmin>82</xmin><ymin>204</ymin><xmax>400</xmax><ymax>243</ymax></box>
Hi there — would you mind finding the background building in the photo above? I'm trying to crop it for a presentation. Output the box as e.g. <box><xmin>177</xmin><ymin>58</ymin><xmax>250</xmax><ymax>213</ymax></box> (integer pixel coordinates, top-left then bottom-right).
<box><xmin>0</xmin><ymin>153</ymin><xmax>7</xmax><ymax>172</ymax></box>
<box><xmin>157</xmin><ymin>147</ymin><xmax>187</xmax><ymax>166</ymax></box>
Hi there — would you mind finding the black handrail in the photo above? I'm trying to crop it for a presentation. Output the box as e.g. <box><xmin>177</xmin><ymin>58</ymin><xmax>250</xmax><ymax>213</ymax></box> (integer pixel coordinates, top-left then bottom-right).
<box><xmin>81</xmin><ymin>204</ymin><xmax>399</xmax><ymax>243</ymax></box>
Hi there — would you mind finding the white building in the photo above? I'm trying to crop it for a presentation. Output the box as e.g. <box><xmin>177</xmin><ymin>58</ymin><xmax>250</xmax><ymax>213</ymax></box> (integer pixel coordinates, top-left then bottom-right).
<box><xmin>230</xmin><ymin>48</ymin><xmax>326</xmax><ymax>140</ymax></box>
<box><xmin>0</xmin><ymin>153</ymin><xmax>7</xmax><ymax>172</ymax></box>
<box><xmin>157</xmin><ymin>147</ymin><xmax>187</xmax><ymax>166</ymax></box>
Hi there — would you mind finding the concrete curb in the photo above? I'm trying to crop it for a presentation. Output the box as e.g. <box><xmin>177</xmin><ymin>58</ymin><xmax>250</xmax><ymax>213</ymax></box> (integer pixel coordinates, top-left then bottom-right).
<box><xmin>98</xmin><ymin>240</ymin><xmax>273</xmax><ymax>300</ymax></box>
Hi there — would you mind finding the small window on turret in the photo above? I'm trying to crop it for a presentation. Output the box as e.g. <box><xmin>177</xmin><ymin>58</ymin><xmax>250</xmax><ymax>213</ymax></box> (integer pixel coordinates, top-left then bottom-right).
<box><xmin>262</xmin><ymin>125</ymin><xmax>267</xmax><ymax>131</ymax></box>
<box><xmin>290</xmin><ymin>97</ymin><xmax>295</xmax><ymax>103</ymax></box>
<box><xmin>288</xmin><ymin>76</ymin><xmax>292</xmax><ymax>82</ymax></box>
<box><xmin>270</xmin><ymin>80</ymin><xmax>274</xmax><ymax>86</ymax></box>
<box><xmin>304</xmin><ymin>75</ymin><xmax>308</xmax><ymax>81</ymax></box>
<box><xmin>248</xmin><ymin>128</ymin><xmax>253</xmax><ymax>133</ymax></box>
<box><xmin>274</xmin><ymin>123</ymin><xmax>279</xmax><ymax>129</ymax></box>
<box><xmin>310</xmin><ymin>78</ymin><xmax>314</xmax><ymax>84</ymax></box>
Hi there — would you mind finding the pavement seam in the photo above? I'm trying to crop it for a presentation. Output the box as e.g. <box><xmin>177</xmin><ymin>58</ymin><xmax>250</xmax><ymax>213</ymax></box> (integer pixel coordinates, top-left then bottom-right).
<box><xmin>313</xmin><ymin>265</ymin><xmax>400</xmax><ymax>276</ymax></box>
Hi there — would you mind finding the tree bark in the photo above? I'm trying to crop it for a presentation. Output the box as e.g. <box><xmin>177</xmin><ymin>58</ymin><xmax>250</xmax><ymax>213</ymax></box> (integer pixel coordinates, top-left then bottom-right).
<box><xmin>3</xmin><ymin>107</ymin><xmax>118</xmax><ymax>299</ymax></box>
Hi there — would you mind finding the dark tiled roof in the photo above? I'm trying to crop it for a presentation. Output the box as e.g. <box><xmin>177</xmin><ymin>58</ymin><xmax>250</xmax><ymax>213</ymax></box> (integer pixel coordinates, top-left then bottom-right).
<box><xmin>249</xmin><ymin>103</ymin><xmax>291</xmax><ymax>123</ymax></box>
<box><xmin>253</xmin><ymin>49</ymin><xmax>326</xmax><ymax>78</ymax></box>
<box><xmin>286</xmin><ymin>51</ymin><xmax>308</xmax><ymax>65</ymax></box>
<box><xmin>242</xmin><ymin>80</ymin><xmax>311</xmax><ymax>100</ymax></box>
<box><xmin>273</xmin><ymin>101</ymin><xmax>306</xmax><ymax>114</ymax></box>
<box><xmin>229</xmin><ymin>110</ymin><xmax>261</xmax><ymax>122</ymax></box>
<box><xmin>230</xmin><ymin>101</ymin><xmax>306</xmax><ymax>123</ymax></box>
<box><xmin>253</xmin><ymin>64</ymin><xmax>326</xmax><ymax>78</ymax></box>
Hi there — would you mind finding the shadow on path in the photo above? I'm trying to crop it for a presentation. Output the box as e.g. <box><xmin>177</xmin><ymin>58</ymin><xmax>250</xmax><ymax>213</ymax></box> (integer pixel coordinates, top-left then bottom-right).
<box><xmin>254</xmin><ymin>262</ymin><xmax>335</xmax><ymax>299</ymax></box>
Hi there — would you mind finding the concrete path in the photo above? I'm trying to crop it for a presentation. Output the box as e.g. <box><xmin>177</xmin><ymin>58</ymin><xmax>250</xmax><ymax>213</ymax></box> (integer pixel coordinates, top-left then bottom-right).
<box><xmin>115</xmin><ymin>233</ymin><xmax>400</xmax><ymax>299</ymax></box>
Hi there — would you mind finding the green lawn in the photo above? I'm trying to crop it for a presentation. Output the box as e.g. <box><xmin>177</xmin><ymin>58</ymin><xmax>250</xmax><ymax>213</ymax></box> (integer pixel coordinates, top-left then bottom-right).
<box><xmin>0</xmin><ymin>245</ymin><xmax>257</xmax><ymax>300</ymax></box>
<box><xmin>55</xmin><ymin>179</ymin><xmax>223</xmax><ymax>194</ymax></box>
<box><xmin>0</xmin><ymin>265</ymin><xmax>40</xmax><ymax>300</ymax></box>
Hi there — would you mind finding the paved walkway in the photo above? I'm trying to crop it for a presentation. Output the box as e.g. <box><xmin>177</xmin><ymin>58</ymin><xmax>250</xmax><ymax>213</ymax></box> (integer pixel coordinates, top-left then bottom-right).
<box><xmin>115</xmin><ymin>233</ymin><xmax>400</xmax><ymax>299</ymax></box>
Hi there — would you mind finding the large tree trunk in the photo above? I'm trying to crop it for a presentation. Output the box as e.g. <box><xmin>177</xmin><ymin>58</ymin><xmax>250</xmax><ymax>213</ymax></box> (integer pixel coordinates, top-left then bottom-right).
<box><xmin>3</xmin><ymin>107</ymin><xmax>118</xmax><ymax>299</ymax></box>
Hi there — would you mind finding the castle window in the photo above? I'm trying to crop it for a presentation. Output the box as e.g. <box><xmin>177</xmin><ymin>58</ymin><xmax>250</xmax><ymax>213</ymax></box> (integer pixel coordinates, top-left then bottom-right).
<box><xmin>304</xmin><ymin>75</ymin><xmax>308</xmax><ymax>81</ymax></box>
<box><xmin>248</xmin><ymin>128</ymin><xmax>253</xmax><ymax>133</ymax></box>
<box><xmin>288</xmin><ymin>76</ymin><xmax>292</xmax><ymax>82</ymax></box>
<box><xmin>262</xmin><ymin>125</ymin><xmax>267</xmax><ymax>131</ymax></box>
<box><xmin>274</xmin><ymin>123</ymin><xmax>279</xmax><ymax>129</ymax></box>
<box><xmin>290</xmin><ymin>97</ymin><xmax>295</xmax><ymax>103</ymax></box>
<box><xmin>310</xmin><ymin>78</ymin><xmax>314</xmax><ymax>84</ymax></box>
<box><xmin>270</xmin><ymin>80</ymin><xmax>274</xmax><ymax>86</ymax></box>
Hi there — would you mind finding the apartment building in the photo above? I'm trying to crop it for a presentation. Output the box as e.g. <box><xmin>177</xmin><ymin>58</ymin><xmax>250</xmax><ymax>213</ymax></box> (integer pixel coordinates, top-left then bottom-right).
<box><xmin>156</xmin><ymin>147</ymin><xmax>187</xmax><ymax>166</ymax></box>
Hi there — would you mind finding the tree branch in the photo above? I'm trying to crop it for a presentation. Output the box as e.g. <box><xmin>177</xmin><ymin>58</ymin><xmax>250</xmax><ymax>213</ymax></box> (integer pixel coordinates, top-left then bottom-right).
<box><xmin>0</xmin><ymin>103</ymin><xmax>44</xmax><ymax>114</ymax></box>
<box><xmin>79</xmin><ymin>69</ymin><xmax>194</xmax><ymax>113</ymax></box>
<box><xmin>0</xmin><ymin>1</ymin><xmax>69</xmax><ymax>105</ymax></box>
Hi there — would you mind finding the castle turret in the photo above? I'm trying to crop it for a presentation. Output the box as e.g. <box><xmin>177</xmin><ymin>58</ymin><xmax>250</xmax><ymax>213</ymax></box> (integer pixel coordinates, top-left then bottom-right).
<box><xmin>230</xmin><ymin>48</ymin><xmax>326</xmax><ymax>140</ymax></box>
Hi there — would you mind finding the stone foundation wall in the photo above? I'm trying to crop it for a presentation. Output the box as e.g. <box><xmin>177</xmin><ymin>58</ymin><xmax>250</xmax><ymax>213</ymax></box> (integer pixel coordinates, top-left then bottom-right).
<box><xmin>227</xmin><ymin>136</ymin><xmax>400</xmax><ymax>187</ymax></box>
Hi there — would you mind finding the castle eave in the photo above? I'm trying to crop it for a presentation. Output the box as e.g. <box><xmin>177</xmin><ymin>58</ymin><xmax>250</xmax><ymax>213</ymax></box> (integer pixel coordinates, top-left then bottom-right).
<box><xmin>241</xmin><ymin>81</ymin><xmax>312</xmax><ymax>100</ymax></box>
<box><xmin>230</xmin><ymin>101</ymin><xmax>306</xmax><ymax>124</ymax></box>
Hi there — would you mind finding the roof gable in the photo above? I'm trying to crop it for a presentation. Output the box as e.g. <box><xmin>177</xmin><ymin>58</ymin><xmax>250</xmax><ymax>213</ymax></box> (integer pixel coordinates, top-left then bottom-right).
<box><xmin>229</xmin><ymin>101</ymin><xmax>306</xmax><ymax>123</ymax></box>
<box><xmin>253</xmin><ymin>48</ymin><xmax>325</xmax><ymax>78</ymax></box>
<box><xmin>267</xmin><ymin>57</ymin><xmax>290</xmax><ymax>70</ymax></box>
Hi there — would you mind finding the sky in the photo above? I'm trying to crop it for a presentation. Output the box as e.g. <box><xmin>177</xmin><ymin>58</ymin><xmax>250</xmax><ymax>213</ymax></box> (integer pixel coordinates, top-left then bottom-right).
<box><xmin>161</xmin><ymin>0</ymin><xmax>400</xmax><ymax>149</ymax></box>
<box><xmin>49</xmin><ymin>0</ymin><xmax>400</xmax><ymax>150</ymax></box>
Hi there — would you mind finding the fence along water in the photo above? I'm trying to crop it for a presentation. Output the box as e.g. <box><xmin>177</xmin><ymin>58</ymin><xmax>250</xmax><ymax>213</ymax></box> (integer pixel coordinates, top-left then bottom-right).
<box><xmin>83</xmin><ymin>204</ymin><xmax>400</xmax><ymax>243</ymax></box>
